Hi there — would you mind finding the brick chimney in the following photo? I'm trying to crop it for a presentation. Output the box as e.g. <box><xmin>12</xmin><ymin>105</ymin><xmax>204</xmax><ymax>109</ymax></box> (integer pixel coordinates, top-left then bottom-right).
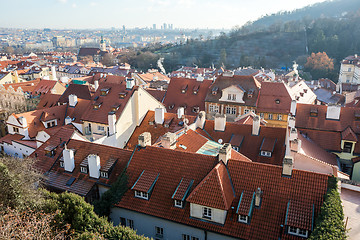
<box><xmin>218</xmin><ymin>143</ymin><xmax>232</xmax><ymax>165</ymax></box>
<box><xmin>138</xmin><ymin>132</ymin><xmax>151</xmax><ymax>147</ymax></box>
<box><xmin>88</xmin><ymin>154</ymin><xmax>101</xmax><ymax>179</ymax></box>
<box><xmin>162</xmin><ymin>132</ymin><xmax>177</xmax><ymax>149</ymax></box>
<box><xmin>63</xmin><ymin>148</ymin><xmax>75</xmax><ymax>172</ymax></box>
<box><xmin>69</xmin><ymin>94</ymin><xmax>78</xmax><ymax>107</ymax></box>
<box><xmin>282</xmin><ymin>156</ymin><xmax>294</xmax><ymax>176</ymax></box>
<box><xmin>155</xmin><ymin>108</ymin><xmax>165</xmax><ymax>125</ymax></box>
<box><xmin>254</xmin><ymin>187</ymin><xmax>262</xmax><ymax>207</ymax></box>
<box><xmin>252</xmin><ymin>116</ymin><xmax>260</xmax><ymax>135</ymax></box>
<box><xmin>326</xmin><ymin>104</ymin><xmax>341</xmax><ymax>120</ymax></box>
<box><xmin>214</xmin><ymin>113</ymin><xmax>226</xmax><ymax>131</ymax></box>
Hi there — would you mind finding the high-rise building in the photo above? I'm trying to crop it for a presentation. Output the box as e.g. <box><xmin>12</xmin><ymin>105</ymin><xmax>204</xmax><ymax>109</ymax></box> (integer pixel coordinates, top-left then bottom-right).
<box><xmin>163</xmin><ymin>23</ymin><xmax>167</xmax><ymax>30</ymax></box>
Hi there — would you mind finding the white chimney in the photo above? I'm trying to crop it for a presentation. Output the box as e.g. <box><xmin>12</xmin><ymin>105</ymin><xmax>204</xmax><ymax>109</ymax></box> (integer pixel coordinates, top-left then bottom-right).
<box><xmin>94</xmin><ymin>80</ymin><xmax>99</xmax><ymax>91</ymax></box>
<box><xmin>290</xmin><ymin>100</ymin><xmax>297</xmax><ymax>116</ymax></box>
<box><xmin>108</xmin><ymin>112</ymin><xmax>116</xmax><ymax>135</ymax></box>
<box><xmin>138</xmin><ymin>132</ymin><xmax>151</xmax><ymax>147</ymax></box>
<box><xmin>69</xmin><ymin>94</ymin><xmax>78</xmax><ymax>107</ymax></box>
<box><xmin>162</xmin><ymin>132</ymin><xmax>177</xmax><ymax>149</ymax></box>
<box><xmin>177</xmin><ymin>107</ymin><xmax>184</xmax><ymax>119</ymax></box>
<box><xmin>195</xmin><ymin>111</ymin><xmax>206</xmax><ymax>129</ymax></box>
<box><xmin>196</xmin><ymin>76</ymin><xmax>204</xmax><ymax>82</ymax></box>
<box><xmin>155</xmin><ymin>108</ymin><xmax>165</xmax><ymax>125</ymax></box>
<box><xmin>51</xmin><ymin>66</ymin><xmax>57</xmax><ymax>80</ymax></box>
<box><xmin>63</xmin><ymin>148</ymin><xmax>75</xmax><ymax>172</ymax></box>
<box><xmin>88</xmin><ymin>154</ymin><xmax>101</xmax><ymax>179</ymax></box>
<box><xmin>288</xmin><ymin>116</ymin><xmax>295</xmax><ymax>128</ymax></box>
<box><xmin>65</xmin><ymin>116</ymin><xmax>72</xmax><ymax>125</ymax></box>
<box><xmin>292</xmin><ymin>139</ymin><xmax>302</xmax><ymax>152</ymax></box>
<box><xmin>252</xmin><ymin>116</ymin><xmax>260</xmax><ymax>135</ymax></box>
<box><xmin>283</xmin><ymin>156</ymin><xmax>294</xmax><ymax>176</ymax></box>
<box><xmin>255</xmin><ymin>188</ymin><xmax>262</xmax><ymax>207</ymax></box>
<box><xmin>214</xmin><ymin>113</ymin><xmax>226</xmax><ymax>131</ymax></box>
<box><xmin>218</xmin><ymin>143</ymin><xmax>232</xmax><ymax>165</ymax></box>
<box><xmin>289</xmin><ymin>128</ymin><xmax>298</xmax><ymax>141</ymax></box>
<box><xmin>326</xmin><ymin>105</ymin><xmax>341</xmax><ymax>120</ymax></box>
<box><xmin>126</xmin><ymin>78</ymin><xmax>135</xmax><ymax>89</ymax></box>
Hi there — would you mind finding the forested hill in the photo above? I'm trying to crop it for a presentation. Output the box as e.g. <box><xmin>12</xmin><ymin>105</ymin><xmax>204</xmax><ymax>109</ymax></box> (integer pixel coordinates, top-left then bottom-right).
<box><xmin>156</xmin><ymin>0</ymin><xmax>360</xmax><ymax>78</ymax></box>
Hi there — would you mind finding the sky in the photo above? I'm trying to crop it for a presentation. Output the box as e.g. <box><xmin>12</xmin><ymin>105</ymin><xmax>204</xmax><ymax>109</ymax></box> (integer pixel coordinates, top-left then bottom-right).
<box><xmin>0</xmin><ymin>0</ymin><xmax>328</xmax><ymax>29</ymax></box>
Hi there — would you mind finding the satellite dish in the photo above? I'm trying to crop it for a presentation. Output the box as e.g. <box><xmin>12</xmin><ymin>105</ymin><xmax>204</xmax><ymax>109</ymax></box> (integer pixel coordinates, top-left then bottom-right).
<box><xmin>218</xmin><ymin>139</ymin><xmax>223</xmax><ymax>144</ymax></box>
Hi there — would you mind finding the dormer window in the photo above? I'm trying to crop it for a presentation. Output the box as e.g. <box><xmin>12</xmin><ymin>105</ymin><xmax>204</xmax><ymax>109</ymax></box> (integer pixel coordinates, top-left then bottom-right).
<box><xmin>174</xmin><ymin>199</ymin><xmax>183</xmax><ymax>208</ymax></box>
<box><xmin>60</xmin><ymin>161</ymin><xmax>64</xmax><ymax>168</ymax></box>
<box><xmin>202</xmin><ymin>207</ymin><xmax>212</xmax><ymax>219</ymax></box>
<box><xmin>260</xmin><ymin>151</ymin><xmax>272</xmax><ymax>157</ymax></box>
<box><xmin>93</xmin><ymin>102</ymin><xmax>102</xmax><ymax>109</ymax></box>
<box><xmin>248</xmin><ymin>89</ymin><xmax>254</xmax><ymax>98</ymax></box>
<box><xmin>212</xmin><ymin>87</ymin><xmax>219</xmax><ymax>95</ymax></box>
<box><xmin>13</xmin><ymin>126</ymin><xmax>19</xmax><ymax>133</ymax></box>
<box><xmin>288</xmin><ymin>226</ymin><xmax>308</xmax><ymax>238</ymax></box>
<box><xmin>111</xmin><ymin>104</ymin><xmax>121</xmax><ymax>112</ymax></box>
<box><xmin>181</xmin><ymin>85</ymin><xmax>188</xmax><ymax>93</ymax></box>
<box><xmin>192</xmin><ymin>106</ymin><xmax>200</xmax><ymax>113</ymax></box>
<box><xmin>275</xmin><ymin>99</ymin><xmax>280</xmax><ymax>104</ymax></box>
<box><xmin>100</xmin><ymin>171</ymin><xmax>108</xmax><ymax>178</ymax></box>
<box><xmin>310</xmin><ymin>107</ymin><xmax>318</xmax><ymax>117</ymax></box>
<box><xmin>193</xmin><ymin>85</ymin><xmax>199</xmax><ymax>94</ymax></box>
<box><xmin>119</xmin><ymin>92</ymin><xmax>127</xmax><ymax>99</ymax></box>
<box><xmin>169</xmin><ymin>104</ymin><xmax>175</xmax><ymax>110</ymax></box>
<box><xmin>46</xmin><ymin>120</ymin><xmax>56</xmax><ymax>128</ymax></box>
<box><xmin>132</xmin><ymin>170</ymin><xmax>159</xmax><ymax>201</ymax></box>
<box><xmin>101</xmin><ymin>88</ymin><xmax>110</xmax><ymax>96</ymax></box>
<box><xmin>44</xmin><ymin>145</ymin><xmax>56</xmax><ymax>157</ymax></box>
<box><xmin>134</xmin><ymin>190</ymin><xmax>149</xmax><ymax>200</ymax></box>
<box><xmin>238</xmin><ymin>215</ymin><xmax>248</xmax><ymax>223</ymax></box>
<box><xmin>80</xmin><ymin>166</ymin><xmax>88</xmax><ymax>173</ymax></box>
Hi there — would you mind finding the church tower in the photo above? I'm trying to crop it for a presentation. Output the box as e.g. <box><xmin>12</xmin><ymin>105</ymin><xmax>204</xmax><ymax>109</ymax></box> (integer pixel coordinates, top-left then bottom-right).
<box><xmin>100</xmin><ymin>36</ymin><xmax>106</xmax><ymax>51</ymax></box>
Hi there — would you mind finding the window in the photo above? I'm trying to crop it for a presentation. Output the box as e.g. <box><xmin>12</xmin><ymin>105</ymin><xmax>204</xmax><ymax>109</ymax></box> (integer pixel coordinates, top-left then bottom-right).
<box><xmin>232</xmin><ymin>94</ymin><xmax>236</xmax><ymax>101</ymax></box>
<box><xmin>259</xmin><ymin>113</ymin><xmax>264</xmax><ymax>119</ymax></box>
<box><xmin>226</xmin><ymin>106</ymin><xmax>236</xmax><ymax>115</ymax></box>
<box><xmin>227</xmin><ymin>94</ymin><xmax>232</xmax><ymax>100</ymax></box>
<box><xmin>98</xmin><ymin>126</ymin><xmax>105</xmax><ymax>131</ymax></box>
<box><xmin>60</xmin><ymin>161</ymin><xmax>64</xmax><ymax>168</ymax></box>
<box><xmin>191</xmin><ymin>237</ymin><xmax>199</xmax><ymax>240</ymax></box>
<box><xmin>244</xmin><ymin>109</ymin><xmax>250</xmax><ymax>114</ymax></box>
<box><xmin>209</xmin><ymin>104</ymin><xmax>219</xmax><ymax>113</ymax></box>
<box><xmin>277</xmin><ymin>114</ymin><xmax>282</xmax><ymax>121</ymax></box>
<box><xmin>238</xmin><ymin>215</ymin><xmax>248</xmax><ymax>223</ymax></box>
<box><xmin>174</xmin><ymin>199</ymin><xmax>183</xmax><ymax>208</ymax></box>
<box><xmin>155</xmin><ymin>226</ymin><xmax>163</xmax><ymax>238</ymax></box>
<box><xmin>80</xmin><ymin>167</ymin><xmax>88</xmax><ymax>173</ymax></box>
<box><xmin>46</xmin><ymin>120</ymin><xmax>56</xmax><ymax>128</ymax></box>
<box><xmin>120</xmin><ymin>217</ymin><xmax>126</xmax><ymax>226</ymax></box>
<box><xmin>182</xmin><ymin>234</ymin><xmax>190</xmax><ymax>240</ymax></box>
<box><xmin>260</xmin><ymin>151</ymin><xmax>272</xmax><ymax>157</ymax></box>
<box><xmin>127</xmin><ymin>219</ymin><xmax>134</xmax><ymax>229</ymax></box>
<box><xmin>203</xmin><ymin>207</ymin><xmax>212</xmax><ymax>219</ymax></box>
<box><xmin>135</xmin><ymin>190</ymin><xmax>149</xmax><ymax>200</ymax></box>
<box><xmin>100</xmin><ymin>171</ymin><xmax>108</xmax><ymax>178</ymax></box>
<box><xmin>233</xmin><ymin>146</ymin><xmax>239</xmax><ymax>152</ymax></box>
<box><xmin>288</xmin><ymin>226</ymin><xmax>308</xmax><ymax>237</ymax></box>
<box><xmin>343</xmin><ymin>142</ymin><xmax>353</xmax><ymax>153</ymax></box>
<box><xmin>13</xmin><ymin>127</ymin><xmax>19</xmax><ymax>133</ymax></box>
<box><xmin>348</xmin><ymin>68</ymin><xmax>352</xmax><ymax>72</ymax></box>
<box><xmin>268</xmin><ymin>113</ymin><xmax>273</xmax><ymax>120</ymax></box>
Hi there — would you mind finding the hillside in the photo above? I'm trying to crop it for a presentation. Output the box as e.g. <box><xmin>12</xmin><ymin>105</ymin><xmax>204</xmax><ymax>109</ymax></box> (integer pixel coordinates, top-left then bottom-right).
<box><xmin>156</xmin><ymin>0</ymin><xmax>360</xmax><ymax>80</ymax></box>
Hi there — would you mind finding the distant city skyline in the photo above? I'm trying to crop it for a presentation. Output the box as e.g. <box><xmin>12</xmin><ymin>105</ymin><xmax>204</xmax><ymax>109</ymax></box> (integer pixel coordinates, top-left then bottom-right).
<box><xmin>1</xmin><ymin>0</ymin><xmax>327</xmax><ymax>29</ymax></box>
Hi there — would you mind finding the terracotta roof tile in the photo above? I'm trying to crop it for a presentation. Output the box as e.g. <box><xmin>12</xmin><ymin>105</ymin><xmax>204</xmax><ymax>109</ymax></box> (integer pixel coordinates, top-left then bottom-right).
<box><xmin>286</xmin><ymin>200</ymin><xmax>314</xmax><ymax>230</ymax></box>
<box><xmin>132</xmin><ymin>170</ymin><xmax>159</xmax><ymax>193</ymax></box>
<box><xmin>172</xmin><ymin>178</ymin><xmax>194</xmax><ymax>201</ymax></box>
<box><xmin>257</xmin><ymin>82</ymin><xmax>292</xmax><ymax>114</ymax></box>
<box><xmin>341</xmin><ymin>126</ymin><xmax>358</xmax><ymax>142</ymax></box>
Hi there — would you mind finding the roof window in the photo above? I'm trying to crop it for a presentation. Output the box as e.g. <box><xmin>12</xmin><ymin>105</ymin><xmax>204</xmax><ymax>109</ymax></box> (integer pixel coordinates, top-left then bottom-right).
<box><xmin>181</xmin><ymin>85</ymin><xmax>188</xmax><ymax>93</ymax></box>
<box><xmin>101</xmin><ymin>88</ymin><xmax>110</xmax><ymax>96</ymax></box>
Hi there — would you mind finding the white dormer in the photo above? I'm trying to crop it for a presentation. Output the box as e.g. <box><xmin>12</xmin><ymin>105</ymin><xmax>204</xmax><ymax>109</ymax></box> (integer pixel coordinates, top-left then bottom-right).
<box><xmin>219</xmin><ymin>85</ymin><xmax>245</xmax><ymax>103</ymax></box>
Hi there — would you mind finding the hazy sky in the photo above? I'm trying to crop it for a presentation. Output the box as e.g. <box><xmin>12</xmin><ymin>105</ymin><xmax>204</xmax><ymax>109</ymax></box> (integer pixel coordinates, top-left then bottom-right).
<box><xmin>1</xmin><ymin>0</ymin><xmax>328</xmax><ymax>29</ymax></box>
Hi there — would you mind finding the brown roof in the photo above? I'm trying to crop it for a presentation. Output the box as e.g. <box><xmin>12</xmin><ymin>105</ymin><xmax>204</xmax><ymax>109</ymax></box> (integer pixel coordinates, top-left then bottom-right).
<box><xmin>32</xmin><ymin>80</ymin><xmax>58</xmax><ymax>95</ymax></box>
<box><xmin>58</xmin><ymin>83</ymin><xmax>92</xmax><ymax>103</ymax></box>
<box><xmin>286</xmin><ymin>200</ymin><xmax>314</xmax><ymax>230</ymax></box>
<box><xmin>205</xmin><ymin>75</ymin><xmax>261</xmax><ymax>107</ymax></box>
<box><xmin>37</xmin><ymin>93</ymin><xmax>61</xmax><ymax>109</ymax></box>
<box><xmin>146</xmin><ymin>89</ymin><xmax>166</xmax><ymax>103</ymax></box>
<box><xmin>341</xmin><ymin>126</ymin><xmax>358</xmax><ymax>142</ymax></box>
<box><xmin>132</xmin><ymin>170</ymin><xmax>159</xmax><ymax>193</ymax></box>
<box><xmin>2</xmin><ymin>79</ymin><xmax>40</xmax><ymax>93</ymax></box>
<box><xmin>163</xmin><ymin>77</ymin><xmax>213</xmax><ymax>116</ymax></box>
<box><xmin>257</xmin><ymin>82</ymin><xmax>292</xmax><ymax>114</ymax></box>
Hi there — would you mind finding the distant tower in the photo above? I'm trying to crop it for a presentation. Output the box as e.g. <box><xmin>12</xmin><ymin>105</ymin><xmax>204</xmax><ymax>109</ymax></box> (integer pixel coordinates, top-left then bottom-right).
<box><xmin>100</xmin><ymin>36</ymin><xmax>106</xmax><ymax>51</ymax></box>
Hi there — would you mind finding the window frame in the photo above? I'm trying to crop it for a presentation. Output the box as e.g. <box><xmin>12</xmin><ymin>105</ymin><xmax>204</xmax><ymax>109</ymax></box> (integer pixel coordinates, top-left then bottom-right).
<box><xmin>100</xmin><ymin>171</ymin><xmax>108</xmax><ymax>178</ymax></box>
<box><xmin>260</xmin><ymin>150</ymin><xmax>272</xmax><ymax>157</ymax></box>
<box><xmin>174</xmin><ymin>199</ymin><xmax>183</xmax><ymax>208</ymax></box>
<box><xmin>155</xmin><ymin>226</ymin><xmax>164</xmax><ymax>237</ymax></box>
<box><xmin>13</xmin><ymin>126</ymin><xmax>19</xmax><ymax>133</ymax></box>
<box><xmin>80</xmin><ymin>166</ymin><xmax>88</xmax><ymax>174</ymax></box>
<box><xmin>268</xmin><ymin>113</ymin><xmax>273</xmax><ymax>120</ymax></box>
<box><xmin>238</xmin><ymin>214</ymin><xmax>248</xmax><ymax>223</ymax></box>
<box><xmin>202</xmin><ymin>207</ymin><xmax>212</xmax><ymax>219</ymax></box>
<box><xmin>127</xmin><ymin>219</ymin><xmax>134</xmax><ymax>229</ymax></box>
<box><xmin>277</xmin><ymin>114</ymin><xmax>282</xmax><ymax>121</ymax></box>
<box><xmin>135</xmin><ymin>190</ymin><xmax>149</xmax><ymax>200</ymax></box>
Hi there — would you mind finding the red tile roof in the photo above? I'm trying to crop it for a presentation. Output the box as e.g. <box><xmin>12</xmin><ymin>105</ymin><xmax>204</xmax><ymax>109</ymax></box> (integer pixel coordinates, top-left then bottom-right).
<box><xmin>286</xmin><ymin>200</ymin><xmax>314</xmax><ymax>230</ymax></box>
<box><xmin>163</xmin><ymin>77</ymin><xmax>213</xmax><ymax>116</ymax></box>
<box><xmin>257</xmin><ymin>82</ymin><xmax>292</xmax><ymax>114</ymax></box>
<box><xmin>187</xmin><ymin>162</ymin><xmax>235</xmax><ymax>210</ymax></box>
<box><xmin>58</xmin><ymin>83</ymin><xmax>93</xmax><ymax>103</ymax></box>
<box><xmin>146</xmin><ymin>88</ymin><xmax>166</xmax><ymax>103</ymax></box>
<box><xmin>2</xmin><ymin>79</ymin><xmax>40</xmax><ymax>93</ymax></box>
<box><xmin>172</xmin><ymin>178</ymin><xmax>193</xmax><ymax>201</ymax></box>
<box><xmin>341</xmin><ymin>126</ymin><xmax>358</xmax><ymax>142</ymax></box>
<box><xmin>37</xmin><ymin>93</ymin><xmax>61</xmax><ymax>109</ymax></box>
<box><xmin>132</xmin><ymin>170</ymin><xmax>159</xmax><ymax>193</ymax></box>
<box><xmin>32</xmin><ymin>80</ymin><xmax>58</xmax><ymax>95</ymax></box>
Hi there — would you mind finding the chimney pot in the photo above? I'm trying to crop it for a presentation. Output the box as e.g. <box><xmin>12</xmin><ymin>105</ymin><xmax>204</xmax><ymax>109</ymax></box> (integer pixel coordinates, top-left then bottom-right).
<box><xmin>290</xmin><ymin>100</ymin><xmax>297</xmax><ymax>116</ymax></box>
<box><xmin>138</xmin><ymin>132</ymin><xmax>151</xmax><ymax>147</ymax></box>
<box><xmin>94</xmin><ymin>80</ymin><xmax>99</xmax><ymax>91</ymax></box>
<box><xmin>108</xmin><ymin>112</ymin><xmax>116</xmax><ymax>135</ymax></box>
<box><xmin>69</xmin><ymin>94</ymin><xmax>78</xmax><ymax>107</ymax></box>
<box><xmin>326</xmin><ymin>104</ymin><xmax>341</xmax><ymax>120</ymax></box>
<box><xmin>177</xmin><ymin>107</ymin><xmax>184</xmax><ymax>119</ymax></box>
<box><xmin>195</xmin><ymin>111</ymin><xmax>206</xmax><ymax>129</ymax></box>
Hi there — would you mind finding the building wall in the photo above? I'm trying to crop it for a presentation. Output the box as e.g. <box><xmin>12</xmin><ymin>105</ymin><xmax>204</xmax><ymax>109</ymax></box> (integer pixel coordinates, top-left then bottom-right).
<box><xmin>205</xmin><ymin>102</ymin><xmax>256</xmax><ymax>121</ymax></box>
<box><xmin>339</xmin><ymin>63</ymin><xmax>356</xmax><ymax>84</ymax></box>
<box><xmin>352</xmin><ymin>162</ymin><xmax>360</xmax><ymax>182</ymax></box>
<box><xmin>0</xmin><ymin>73</ymin><xmax>13</xmax><ymax>84</ymax></box>
<box><xmin>2</xmin><ymin>141</ymin><xmax>35</xmax><ymax>158</ymax></box>
<box><xmin>257</xmin><ymin>112</ymin><xmax>288</xmax><ymax>128</ymax></box>
<box><xmin>190</xmin><ymin>203</ymin><xmax>227</xmax><ymax>225</ymax></box>
<box><xmin>110</xmin><ymin>207</ymin><xmax>237</xmax><ymax>240</ymax></box>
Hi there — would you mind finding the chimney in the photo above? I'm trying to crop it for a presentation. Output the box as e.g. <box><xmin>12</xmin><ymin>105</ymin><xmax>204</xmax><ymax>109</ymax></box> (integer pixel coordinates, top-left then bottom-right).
<box><xmin>177</xmin><ymin>107</ymin><xmax>184</xmax><ymax>119</ymax></box>
<box><xmin>282</xmin><ymin>156</ymin><xmax>294</xmax><ymax>176</ymax></box>
<box><xmin>252</xmin><ymin>116</ymin><xmax>260</xmax><ymax>135</ymax></box>
<box><xmin>291</xmin><ymin>139</ymin><xmax>302</xmax><ymax>152</ymax></box>
<box><xmin>218</xmin><ymin>143</ymin><xmax>232</xmax><ymax>165</ymax></box>
<box><xmin>162</xmin><ymin>132</ymin><xmax>177</xmax><ymax>149</ymax></box>
<box><xmin>138</xmin><ymin>132</ymin><xmax>151</xmax><ymax>147</ymax></box>
<box><xmin>94</xmin><ymin>80</ymin><xmax>99</xmax><ymax>91</ymax></box>
<box><xmin>155</xmin><ymin>108</ymin><xmax>165</xmax><ymax>125</ymax></box>
<box><xmin>65</xmin><ymin>116</ymin><xmax>72</xmax><ymax>125</ymax></box>
<box><xmin>326</xmin><ymin>105</ymin><xmax>341</xmax><ymax>120</ymax></box>
<box><xmin>63</xmin><ymin>148</ymin><xmax>75</xmax><ymax>172</ymax></box>
<box><xmin>288</xmin><ymin>116</ymin><xmax>295</xmax><ymax>128</ymax></box>
<box><xmin>254</xmin><ymin>188</ymin><xmax>262</xmax><ymax>207</ymax></box>
<box><xmin>108</xmin><ymin>112</ymin><xmax>116</xmax><ymax>135</ymax></box>
<box><xmin>290</xmin><ymin>100</ymin><xmax>297</xmax><ymax>116</ymax></box>
<box><xmin>18</xmin><ymin>116</ymin><xmax>27</xmax><ymax>128</ymax></box>
<box><xmin>214</xmin><ymin>113</ymin><xmax>226</xmax><ymax>131</ymax></box>
<box><xmin>88</xmin><ymin>154</ymin><xmax>101</xmax><ymax>179</ymax></box>
<box><xmin>195</xmin><ymin>111</ymin><xmax>206</xmax><ymax>129</ymax></box>
<box><xmin>196</xmin><ymin>75</ymin><xmax>204</xmax><ymax>82</ymax></box>
<box><xmin>289</xmin><ymin>128</ymin><xmax>298</xmax><ymax>141</ymax></box>
<box><xmin>69</xmin><ymin>94</ymin><xmax>78</xmax><ymax>107</ymax></box>
<box><xmin>126</xmin><ymin>78</ymin><xmax>135</xmax><ymax>89</ymax></box>
<box><xmin>51</xmin><ymin>66</ymin><xmax>57</xmax><ymax>80</ymax></box>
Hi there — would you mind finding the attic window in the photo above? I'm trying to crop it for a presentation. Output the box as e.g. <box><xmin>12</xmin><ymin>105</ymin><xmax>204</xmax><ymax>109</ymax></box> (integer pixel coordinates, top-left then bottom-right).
<box><xmin>181</xmin><ymin>85</ymin><xmax>188</xmax><ymax>93</ymax></box>
<box><xmin>169</xmin><ymin>104</ymin><xmax>175</xmax><ymax>110</ymax></box>
<box><xmin>119</xmin><ymin>92</ymin><xmax>127</xmax><ymax>99</ymax></box>
<box><xmin>80</xmin><ymin>166</ymin><xmax>88</xmax><ymax>173</ymax></box>
<box><xmin>193</xmin><ymin>85</ymin><xmax>199</xmax><ymax>94</ymax></box>
<box><xmin>304</xmin><ymin>89</ymin><xmax>308</xmax><ymax>93</ymax></box>
<box><xmin>94</xmin><ymin>96</ymin><xmax>99</xmax><ymax>101</ymax></box>
<box><xmin>111</xmin><ymin>104</ymin><xmax>121</xmax><ymax>112</ymax></box>
<box><xmin>44</xmin><ymin>145</ymin><xmax>56</xmax><ymax>157</ymax></box>
<box><xmin>248</xmin><ymin>89</ymin><xmax>254</xmax><ymax>98</ymax></box>
<box><xmin>238</xmin><ymin>215</ymin><xmax>248</xmax><ymax>224</ymax></box>
<box><xmin>300</xmin><ymin>92</ymin><xmax>304</xmax><ymax>97</ymax></box>
<box><xmin>260</xmin><ymin>150</ymin><xmax>272</xmax><ymax>157</ymax></box>
<box><xmin>192</xmin><ymin>106</ymin><xmax>200</xmax><ymax>113</ymax></box>
<box><xmin>134</xmin><ymin>190</ymin><xmax>148</xmax><ymax>200</ymax></box>
<box><xmin>101</xmin><ymin>88</ymin><xmax>110</xmax><ymax>96</ymax></box>
<box><xmin>310</xmin><ymin>108</ymin><xmax>318</xmax><ymax>117</ymax></box>
<box><xmin>288</xmin><ymin>226</ymin><xmax>308</xmax><ymax>238</ymax></box>
<box><xmin>60</xmin><ymin>161</ymin><xmax>64</xmax><ymax>168</ymax></box>
<box><xmin>212</xmin><ymin>87</ymin><xmax>219</xmax><ymax>95</ymax></box>
<box><xmin>100</xmin><ymin>171</ymin><xmax>108</xmax><ymax>178</ymax></box>
<box><xmin>202</xmin><ymin>207</ymin><xmax>212</xmax><ymax>219</ymax></box>
<box><xmin>174</xmin><ymin>199</ymin><xmax>183</xmax><ymax>208</ymax></box>
<box><xmin>275</xmin><ymin>99</ymin><xmax>280</xmax><ymax>104</ymax></box>
<box><xmin>93</xmin><ymin>102</ymin><xmax>102</xmax><ymax>109</ymax></box>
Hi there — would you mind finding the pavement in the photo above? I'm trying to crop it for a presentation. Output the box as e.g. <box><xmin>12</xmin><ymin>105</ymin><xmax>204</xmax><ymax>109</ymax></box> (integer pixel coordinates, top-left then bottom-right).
<box><xmin>341</xmin><ymin>188</ymin><xmax>360</xmax><ymax>239</ymax></box>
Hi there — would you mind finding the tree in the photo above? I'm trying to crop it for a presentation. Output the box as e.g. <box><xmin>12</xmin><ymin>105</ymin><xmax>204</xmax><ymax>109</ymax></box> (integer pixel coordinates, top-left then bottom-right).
<box><xmin>219</xmin><ymin>48</ymin><xmax>227</xmax><ymax>68</ymax></box>
<box><xmin>4</xmin><ymin>46</ymin><xmax>14</xmax><ymax>54</ymax></box>
<box><xmin>101</xmin><ymin>53</ymin><xmax>115</xmax><ymax>67</ymax></box>
<box><xmin>304</xmin><ymin>52</ymin><xmax>334</xmax><ymax>80</ymax></box>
